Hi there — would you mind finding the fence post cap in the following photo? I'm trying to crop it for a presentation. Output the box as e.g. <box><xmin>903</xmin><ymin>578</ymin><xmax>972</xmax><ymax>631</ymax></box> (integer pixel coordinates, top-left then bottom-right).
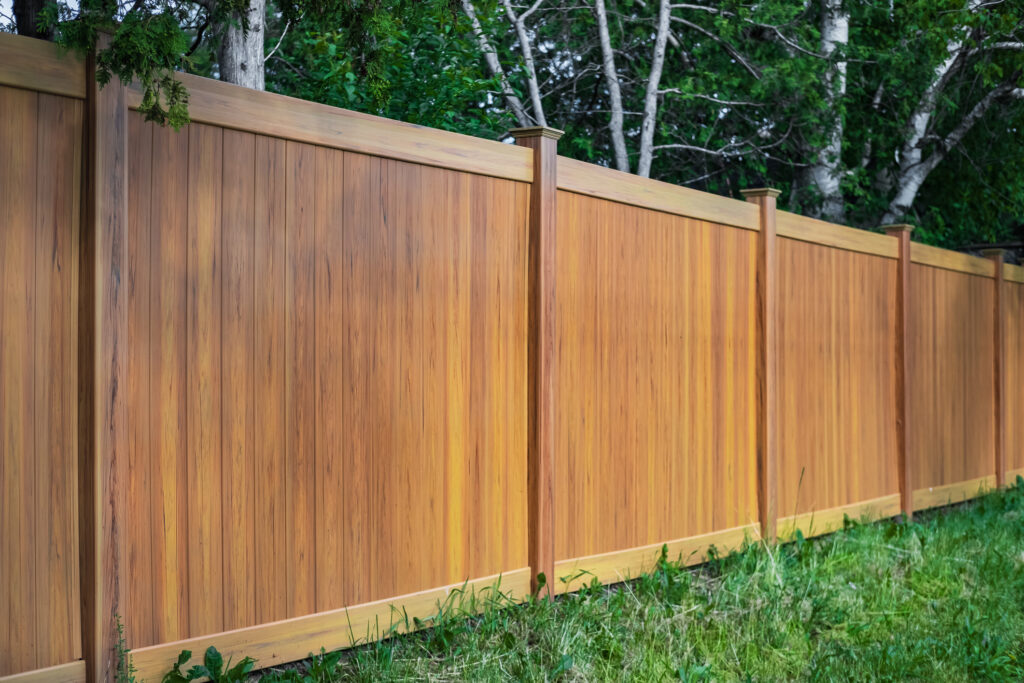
<box><xmin>509</xmin><ymin>126</ymin><xmax>565</xmax><ymax>141</ymax></box>
<box><xmin>882</xmin><ymin>224</ymin><xmax>915</xmax><ymax>235</ymax></box>
<box><xmin>980</xmin><ymin>247</ymin><xmax>1007</xmax><ymax>259</ymax></box>
<box><xmin>740</xmin><ymin>187</ymin><xmax>782</xmax><ymax>199</ymax></box>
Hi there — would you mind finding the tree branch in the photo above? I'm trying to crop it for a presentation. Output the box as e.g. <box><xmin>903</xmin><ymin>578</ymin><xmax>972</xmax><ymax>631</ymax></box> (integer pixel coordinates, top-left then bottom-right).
<box><xmin>460</xmin><ymin>0</ymin><xmax>531</xmax><ymax>127</ymax></box>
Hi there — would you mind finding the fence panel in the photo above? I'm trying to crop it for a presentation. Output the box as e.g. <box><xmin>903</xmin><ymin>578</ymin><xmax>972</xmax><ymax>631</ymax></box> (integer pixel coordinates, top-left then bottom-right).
<box><xmin>1005</xmin><ymin>272</ymin><xmax>1024</xmax><ymax>479</ymax></box>
<box><xmin>0</xmin><ymin>84</ymin><xmax>83</xmax><ymax>678</ymax></box>
<box><xmin>909</xmin><ymin>256</ymin><xmax>996</xmax><ymax>509</ymax></box>
<box><xmin>775</xmin><ymin>214</ymin><xmax>900</xmax><ymax>537</ymax></box>
<box><xmin>552</xmin><ymin>177</ymin><xmax>760</xmax><ymax>592</ymax></box>
<box><xmin>119</xmin><ymin>104</ymin><xmax>533</xmax><ymax>669</ymax></box>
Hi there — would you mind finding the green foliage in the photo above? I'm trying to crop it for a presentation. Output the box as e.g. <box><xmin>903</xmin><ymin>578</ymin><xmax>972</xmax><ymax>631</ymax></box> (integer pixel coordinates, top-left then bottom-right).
<box><xmin>162</xmin><ymin>647</ymin><xmax>255</xmax><ymax>683</ymax></box>
<box><xmin>115</xmin><ymin>615</ymin><xmax>137</xmax><ymax>683</ymax></box>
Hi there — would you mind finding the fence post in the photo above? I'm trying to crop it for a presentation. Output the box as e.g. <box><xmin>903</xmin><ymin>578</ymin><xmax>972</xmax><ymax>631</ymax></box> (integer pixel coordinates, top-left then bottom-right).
<box><xmin>883</xmin><ymin>224</ymin><xmax>914</xmax><ymax>518</ymax></box>
<box><xmin>982</xmin><ymin>248</ymin><xmax>1006</xmax><ymax>488</ymax></box>
<box><xmin>741</xmin><ymin>188</ymin><xmax>780</xmax><ymax>543</ymax></box>
<box><xmin>511</xmin><ymin>126</ymin><xmax>563</xmax><ymax>597</ymax></box>
<box><xmin>80</xmin><ymin>33</ymin><xmax>127</xmax><ymax>683</ymax></box>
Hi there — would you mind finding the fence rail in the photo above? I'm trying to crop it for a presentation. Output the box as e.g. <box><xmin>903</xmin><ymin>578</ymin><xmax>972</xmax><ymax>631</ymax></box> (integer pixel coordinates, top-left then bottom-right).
<box><xmin>0</xmin><ymin>32</ymin><xmax>1021</xmax><ymax>683</ymax></box>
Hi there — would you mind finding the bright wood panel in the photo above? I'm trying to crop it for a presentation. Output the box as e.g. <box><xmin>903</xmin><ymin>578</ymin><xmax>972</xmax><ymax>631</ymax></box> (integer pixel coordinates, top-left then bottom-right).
<box><xmin>776</xmin><ymin>211</ymin><xmax>897</xmax><ymax>258</ymax></box>
<box><xmin>911</xmin><ymin>242</ymin><xmax>995</xmax><ymax>277</ymax></box>
<box><xmin>1004</xmin><ymin>262</ymin><xmax>1024</xmax><ymax>284</ymax></box>
<box><xmin>554</xmin><ymin>191</ymin><xmax>759</xmax><ymax>562</ymax></box>
<box><xmin>0</xmin><ymin>661</ymin><xmax>85</xmax><ymax>683</ymax></box>
<box><xmin>777</xmin><ymin>238</ymin><xmax>899</xmax><ymax>516</ymax></box>
<box><xmin>554</xmin><ymin>525</ymin><xmax>757</xmax><ymax>595</ymax></box>
<box><xmin>123</xmin><ymin>72</ymin><xmax>531</xmax><ymax>182</ymax></box>
<box><xmin>556</xmin><ymin>157</ymin><xmax>759</xmax><ymax>231</ymax></box>
<box><xmin>909</xmin><ymin>265</ymin><xmax>995</xmax><ymax>490</ymax></box>
<box><xmin>1006</xmin><ymin>282</ymin><xmax>1024</xmax><ymax>473</ymax></box>
<box><xmin>776</xmin><ymin>494</ymin><xmax>900</xmax><ymax>542</ymax></box>
<box><xmin>129</xmin><ymin>569</ymin><xmax>530</xmax><ymax>682</ymax></box>
<box><xmin>0</xmin><ymin>86</ymin><xmax>82</xmax><ymax>676</ymax></box>
<box><xmin>913</xmin><ymin>476</ymin><xmax>995</xmax><ymax>511</ymax></box>
<box><xmin>120</xmin><ymin>114</ymin><xmax>530</xmax><ymax>649</ymax></box>
<box><xmin>0</xmin><ymin>33</ymin><xmax>86</xmax><ymax>99</ymax></box>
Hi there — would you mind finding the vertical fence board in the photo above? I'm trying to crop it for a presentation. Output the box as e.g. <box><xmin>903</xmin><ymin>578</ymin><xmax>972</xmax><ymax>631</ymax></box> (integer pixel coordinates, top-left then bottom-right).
<box><xmin>1006</xmin><ymin>282</ymin><xmax>1024</xmax><ymax>476</ymax></box>
<box><xmin>253</xmin><ymin>135</ymin><xmax>288</xmax><ymax>625</ymax></box>
<box><xmin>285</xmin><ymin>141</ymin><xmax>317</xmax><ymax>618</ymax></box>
<box><xmin>186</xmin><ymin>123</ymin><xmax>224</xmax><ymax>636</ymax></box>
<box><xmin>221</xmin><ymin>129</ymin><xmax>256</xmax><ymax>631</ymax></box>
<box><xmin>149</xmin><ymin>123</ymin><xmax>190</xmax><ymax>644</ymax></box>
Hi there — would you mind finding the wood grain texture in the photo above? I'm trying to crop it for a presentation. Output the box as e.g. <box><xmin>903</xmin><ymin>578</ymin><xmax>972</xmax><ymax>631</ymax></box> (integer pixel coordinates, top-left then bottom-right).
<box><xmin>0</xmin><ymin>662</ymin><xmax>85</xmax><ymax>683</ymax></box>
<box><xmin>1004</xmin><ymin>263</ymin><xmax>1024</xmax><ymax>284</ymax></box>
<box><xmin>0</xmin><ymin>33</ymin><xmax>86</xmax><ymax>99</ymax></box>
<box><xmin>557</xmin><ymin>157</ymin><xmax>759</xmax><ymax>231</ymax></box>
<box><xmin>513</xmin><ymin>129</ymin><xmax>559</xmax><ymax>596</ymax></box>
<box><xmin>911</xmin><ymin>242</ymin><xmax>995</xmax><ymax>277</ymax></box>
<box><xmin>909</xmin><ymin>265</ymin><xmax>995</xmax><ymax>490</ymax></box>
<box><xmin>129</xmin><ymin>569</ymin><xmax>530</xmax><ymax>682</ymax></box>
<box><xmin>123</xmin><ymin>71</ymin><xmax>531</xmax><ymax>182</ymax></box>
<box><xmin>776</xmin><ymin>211</ymin><xmax>897</xmax><ymax>258</ymax></box>
<box><xmin>554</xmin><ymin>191</ymin><xmax>759</xmax><ymax>563</ymax></box>
<box><xmin>1006</xmin><ymin>282</ymin><xmax>1024</xmax><ymax>475</ymax></box>
<box><xmin>776</xmin><ymin>494</ymin><xmax>900</xmax><ymax>542</ymax></box>
<box><xmin>913</xmin><ymin>475</ymin><xmax>996</xmax><ymax>512</ymax></box>
<box><xmin>984</xmin><ymin>251</ymin><xmax>1006</xmax><ymax>487</ymax></box>
<box><xmin>886</xmin><ymin>226</ymin><xmax>914</xmax><ymax>516</ymax></box>
<box><xmin>554</xmin><ymin>525</ymin><xmax>758</xmax><ymax>595</ymax></box>
<box><xmin>117</xmin><ymin>115</ymin><xmax>530</xmax><ymax>649</ymax></box>
<box><xmin>776</xmin><ymin>238</ymin><xmax>899</xmax><ymax>517</ymax></box>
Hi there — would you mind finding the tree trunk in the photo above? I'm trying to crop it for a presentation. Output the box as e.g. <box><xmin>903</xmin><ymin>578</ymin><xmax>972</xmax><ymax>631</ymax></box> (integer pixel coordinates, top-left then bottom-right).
<box><xmin>636</xmin><ymin>0</ymin><xmax>671</xmax><ymax>178</ymax></box>
<box><xmin>13</xmin><ymin>0</ymin><xmax>53</xmax><ymax>39</ymax></box>
<box><xmin>594</xmin><ymin>0</ymin><xmax>630</xmax><ymax>173</ymax></box>
<box><xmin>219</xmin><ymin>0</ymin><xmax>266</xmax><ymax>90</ymax></box>
<box><xmin>802</xmin><ymin>0</ymin><xmax>848</xmax><ymax>223</ymax></box>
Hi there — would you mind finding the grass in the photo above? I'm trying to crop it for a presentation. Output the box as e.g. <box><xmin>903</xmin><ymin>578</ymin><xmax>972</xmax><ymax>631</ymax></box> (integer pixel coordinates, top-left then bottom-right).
<box><xmin>240</xmin><ymin>480</ymin><xmax>1024</xmax><ymax>681</ymax></box>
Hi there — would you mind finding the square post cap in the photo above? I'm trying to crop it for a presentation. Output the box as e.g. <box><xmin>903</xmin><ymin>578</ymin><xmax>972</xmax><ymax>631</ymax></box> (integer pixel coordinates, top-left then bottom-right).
<box><xmin>740</xmin><ymin>187</ymin><xmax>782</xmax><ymax>199</ymax></box>
<box><xmin>509</xmin><ymin>126</ymin><xmax>564</xmax><ymax>141</ymax></box>
<box><xmin>882</xmin><ymin>224</ymin><xmax>915</xmax><ymax>235</ymax></box>
<box><xmin>980</xmin><ymin>248</ymin><xmax>1007</xmax><ymax>259</ymax></box>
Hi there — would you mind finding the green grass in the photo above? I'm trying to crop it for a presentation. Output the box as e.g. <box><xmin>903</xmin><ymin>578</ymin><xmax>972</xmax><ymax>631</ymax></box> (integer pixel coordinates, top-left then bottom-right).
<box><xmin>247</xmin><ymin>479</ymin><xmax>1024</xmax><ymax>681</ymax></box>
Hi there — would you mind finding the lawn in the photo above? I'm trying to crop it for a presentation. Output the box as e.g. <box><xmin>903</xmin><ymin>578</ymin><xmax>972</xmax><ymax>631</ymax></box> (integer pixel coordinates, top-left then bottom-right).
<box><xmin>187</xmin><ymin>480</ymin><xmax>1024</xmax><ymax>682</ymax></box>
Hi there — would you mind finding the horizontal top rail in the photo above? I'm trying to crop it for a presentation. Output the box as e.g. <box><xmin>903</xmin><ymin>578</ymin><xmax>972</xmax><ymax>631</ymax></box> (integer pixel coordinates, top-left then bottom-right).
<box><xmin>556</xmin><ymin>157</ymin><xmax>760</xmax><ymax>231</ymax></box>
<box><xmin>0</xmin><ymin>32</ymin><xmax>86</xmax><ymax>99</ymax></box>
<box><xmin>911</xmin><ymin>242</ymin><xmax>996</xmax><ymax>277</ymax></box>
<box><xmin>776</xmin><ymin>211</ymin><xmax>897</xmax><ymax>259</ymax></box>
<box><xmin>125</xmin><ymin>72</ymin><xmax>533</xmax><ymax>183</ymax></box>
<box><xmin>1004</xmin><ymin>262</ymin><xmax>1024</xmax><ymax>284</ymax></box>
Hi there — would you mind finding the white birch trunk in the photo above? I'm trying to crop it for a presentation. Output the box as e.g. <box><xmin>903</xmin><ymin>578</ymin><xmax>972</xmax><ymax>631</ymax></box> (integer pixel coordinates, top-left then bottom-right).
<box><xmin>636</xmin><ymin>0</ymin><xmax>671</xmax><ymax>178</ymax></box>
<box><xmin>461</xmin><ymin>0</ymin><xmax>531</xmax><ymax>127</ymax></box>
<box><xmin>502</xmin><ymin>0</ymin><xmax>547</xmax><ymax>127</ymax></box>
<box><xmin>594</xmin><ymin>0</ymin><xmax>630</xmax><ymax>172</ymax></box>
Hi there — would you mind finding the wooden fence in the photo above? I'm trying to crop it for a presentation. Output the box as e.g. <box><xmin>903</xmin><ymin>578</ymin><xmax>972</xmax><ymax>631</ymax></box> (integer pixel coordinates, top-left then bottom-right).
<box><xmin>1</xmin><ymin>32</ymin><xmax>1022</xmax><ymax>682</ymax></box>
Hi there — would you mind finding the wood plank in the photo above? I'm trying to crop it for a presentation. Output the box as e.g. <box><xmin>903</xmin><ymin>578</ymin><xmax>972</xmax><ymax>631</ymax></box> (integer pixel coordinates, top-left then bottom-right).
<box><xmin>314</xmin><ymin>146</ymin><xmax>346</xmax><ymax>611</ymax></box>
<box><xmin>777</xmin><ymin>211</ymin><xmax>897</xmax><ymax>258</ymax></box>
<box><xmin>129</xmin><ymin>570</ymin><xmax>531</xmax><ymax>682</ymax></box>
<box><xmin>743</xmin><ymin>189</ymin><xmax>780</xmax><ymax>541</ymax></box>
<box><xmin>0</xmin><ymin>85</ymin><xmax>37</xmax><ymax>678</ymax></box>
<box><xmin>913</xmin><ymin>476</ymin><xmax>996</xmax><ymax>511</ymax></box>
<box><xmin>80</xmin><ymin>40</ymin><xmax>128</xmax><ymax>682</ymax></box>
<box><xmin>253</xmin><ymin>135</ymin><xmax>288</xmax><ymax>625</ymax></box>
<box><xmin>513</xmin><ymin>128</ymin><xmax>560</xmax><ymax>596</ymax></box>
<box><xmin>220</xmin><ymin>129</ymin><xmax>256</xmax><ymax>631</ymax></box>
<box><xmin>885</xmin><ymin>226</ymin><xmax>913</xmax><ymax>517</ymax></box>
<box><xmin>910</xmin><ymin>242</ymin><xmax>995</xmax><ymax>277</ymax></box>
<box><xmin>0</xmin><ymin>661</ymin><xmax>86</xmax><ymax>683</ymax></box>
<box><xmin>148</xmin><ymin>122</ymin><xmax>190</xmax><ymax>644</ymax></box>
<box><xmin>123</xmin><ymin>72</ymin><xmax>531</xmax><ymax>182</ymax></box>
<box><xmin>123</xmin><ymin>110</ymin><xmax>154</xmax><ymax>648</ymax></box>
<box><xmin>186</xmin><ymin>123</ymin><xmax>224</xmax><ymax>637</ymax></box>
<box><xmin>554</xmin><ymin>525</ymin><xmax>757</xmax><ymax>595</ymax></box>
<box><xmin>34</xmin><ymin>93</ymin><xmax>82</xmax><ymax>669</ymax></box>
<box><xmin>983</xmin><ymin>250</ymin><xmax>1006</xmax><ymax>487</ymax></box>
<box><xmin>285</xmin><ymin>141</ymin><xmax>317</xmax><ymax>617</ymax></box>
<box><xmin>557</xmin><ymin>157</ymin><xmax>759</xmax><ymax>231</ymax></box>
<box><xmin>0</xmin><ymin>33</ymin><xmax>86</xmax><ymax>99</ymax></box>
<box><xmin>1006</xmin><ymin>284</ymin><xmax>1024</xmax><ymax>475</ymax></box>
<box><xmin>1004</xmin><ymin>262</ymin><xmax>1024</xmax><ymax>284</ymax></box>
<box><xmin>776</xmin><ymin>494</ymin><xmax>900</xmax><ymax>542</ymax></box>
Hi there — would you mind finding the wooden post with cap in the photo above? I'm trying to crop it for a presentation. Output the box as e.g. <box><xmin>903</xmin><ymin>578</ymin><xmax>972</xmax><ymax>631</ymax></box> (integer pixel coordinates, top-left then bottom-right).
<box><xmin>982</xmin><ymin>248</ymin><xmax>1006</xmax><ymax>488</ymax></box>
<box><xmin>511</xmin><ymin>126</ymin><xmax>563</xmax><ymax>596</ymax></box>
<box><xmin>741</xmin><ymin>187</ymin><xmax>780</xmax><ymax>542</ymax></box>
<box><xmin>883</xmin><ymin>224</ymin><xmax>914</xmax><ymax>518</ymax></box>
